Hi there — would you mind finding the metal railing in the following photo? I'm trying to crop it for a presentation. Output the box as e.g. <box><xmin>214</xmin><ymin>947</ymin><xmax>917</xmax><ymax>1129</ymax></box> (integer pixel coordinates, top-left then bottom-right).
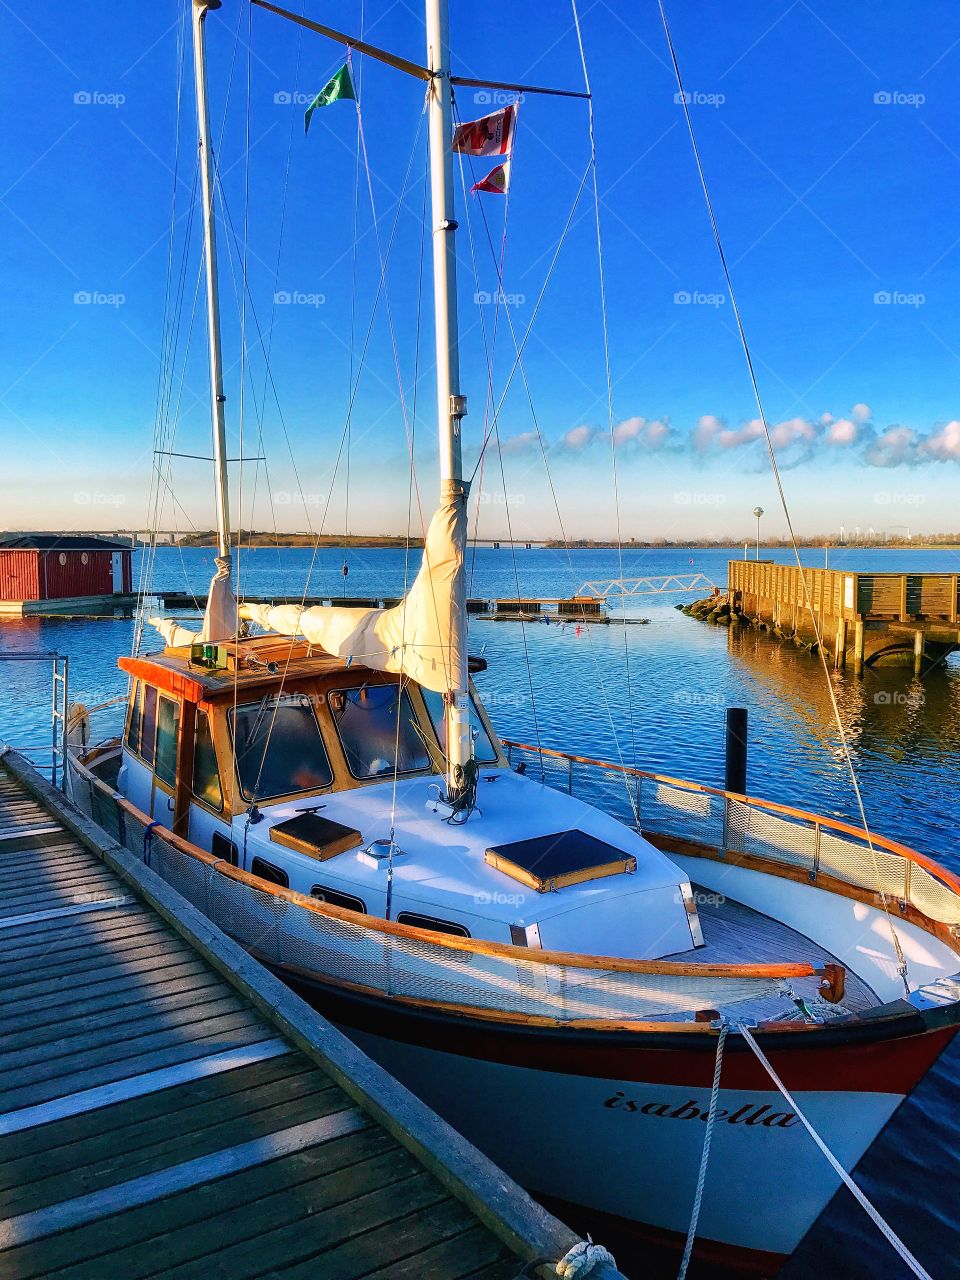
<box><xmin>65</xmin><ymin>749</ymin><xmax>848</xmax><ymax>1025</ymax></box>
<box><xmin>501</xmin><ymin>738</ymin><xmax>960</xmax><ymax>929</ymax></box>
<box><xmin>0</xmin><ymin>651</ymin><xmax>69</xmax><ymax>787</ymax></box>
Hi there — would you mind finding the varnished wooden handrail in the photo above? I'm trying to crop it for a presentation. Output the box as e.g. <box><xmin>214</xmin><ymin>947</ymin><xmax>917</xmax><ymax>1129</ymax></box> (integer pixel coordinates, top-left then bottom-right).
<box><xmin>104</xmin><ymin>779</ymin><xmax>817</xmax><ymax>982</ymax></box>
<box><xmin>501</xmin><ymin>738</ymin><xmax>960</xmax><ymax>898</ymax></box>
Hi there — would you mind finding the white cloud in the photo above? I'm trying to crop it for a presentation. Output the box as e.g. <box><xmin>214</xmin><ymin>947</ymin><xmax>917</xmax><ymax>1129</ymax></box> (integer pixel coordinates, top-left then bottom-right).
<box><xmin>851</xmin><ymin>402</ymin><xmax>872</xmax><ymax>423</ymax></box>
<box><xmin>560</xmin><ymin>424</ymin><xmax>596</xmax><ymax>452</ymax></box>
<box><xmin>498</xmin><ymin>430</ymin><xmax>538</xmax><ymax>456</ymax></box>
<box><xmin>613</xmin><ymin>416</ymin><xmax>672</xmax><ymax>448</ymax></box>
<box><xmin>825</xmin><ymin>417</ymin><xmax>858</xmax><ymax>445</ymax></box>
<box><xmin>921</xmin><ymin>419</ymin><xmax>960</xmax><ymax>460</ymax></box>
<box><xmin>865</xmin><ymin>425</ymin><xmax>918</xmax><ymax>468</ymax></box>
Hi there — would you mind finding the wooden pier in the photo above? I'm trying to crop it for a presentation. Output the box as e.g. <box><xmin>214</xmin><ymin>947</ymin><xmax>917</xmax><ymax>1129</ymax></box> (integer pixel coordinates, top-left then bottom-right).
<box><xmin>0</xmin><ymin>752</ymin><xmax>616</xmax><ymax>1280</ymax></box>
<box><xmin>728</xmin><ymin>560</ymin><xmax>960</xmax><ymax>673</ymax></box>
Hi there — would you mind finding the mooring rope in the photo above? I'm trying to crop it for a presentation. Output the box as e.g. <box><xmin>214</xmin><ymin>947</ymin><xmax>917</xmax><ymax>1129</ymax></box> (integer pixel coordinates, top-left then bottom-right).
<box><xmin>737</xmin><ymin>1023</ymin><xmax>933</xmax><ymax>1280</ymax></box>
<box><xmin>677</xmin><ymin>1023</ymin><xmax>728</xmax><ymax>1280</ymax></box>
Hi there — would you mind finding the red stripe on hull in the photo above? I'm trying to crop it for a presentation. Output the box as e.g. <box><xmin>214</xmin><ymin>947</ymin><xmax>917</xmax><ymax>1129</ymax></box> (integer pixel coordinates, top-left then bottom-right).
<box><xmin>279</xmin><ymin>967</ymin><xmax>960</xmax><ymax>1095</ymax></box>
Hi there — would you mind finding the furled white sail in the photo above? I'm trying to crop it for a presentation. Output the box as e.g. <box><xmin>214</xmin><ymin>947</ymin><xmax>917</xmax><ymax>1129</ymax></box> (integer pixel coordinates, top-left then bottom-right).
<box><xmin>239</xmin><ymin>491</ymin><xmax>467</xmax><ymax>694</ymax></box>
<box><xmin>146</xmin><ymin>554</ymin><xmax>237</xmax><ymax>649</ymax></box>
<box><xmin>148</xmin><ymin>617</ymin><xmax>204</xmax><ymax>647</ymax></box>
<box><xmin>201</xmin><ymin>555</ymin><xmax>237</xmax><ymax>642</ymax></box>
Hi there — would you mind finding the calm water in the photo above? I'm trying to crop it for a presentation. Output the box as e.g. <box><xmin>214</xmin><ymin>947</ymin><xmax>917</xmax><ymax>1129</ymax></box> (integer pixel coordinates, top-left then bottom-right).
<box><xmin>1</xmin><ymin>543</ymin><xmax>958</xmax><ymax>1277</ymax></box>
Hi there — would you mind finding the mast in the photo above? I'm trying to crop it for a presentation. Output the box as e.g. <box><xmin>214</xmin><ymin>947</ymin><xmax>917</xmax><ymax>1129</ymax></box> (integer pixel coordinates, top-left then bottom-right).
<box><xmin>425</xmin><ymin>0</ymin><xmax>471</xmax><ymax>796</ymax></box>
<box><xmin>192</xmin><ymin>0</ymin><xmax>233</xmax><ymax>606</ymax></box>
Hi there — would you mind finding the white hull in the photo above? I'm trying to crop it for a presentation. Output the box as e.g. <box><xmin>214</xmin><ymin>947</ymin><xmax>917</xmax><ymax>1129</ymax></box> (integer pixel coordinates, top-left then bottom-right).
<box><xmin>348</xmin><ymin>1027</ymin><xmax>902</xmax><ymax>1260</ymax></box>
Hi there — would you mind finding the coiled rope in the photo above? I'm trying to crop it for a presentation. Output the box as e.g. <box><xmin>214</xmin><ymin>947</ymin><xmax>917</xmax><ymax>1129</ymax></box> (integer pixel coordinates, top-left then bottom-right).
<box><xmin>678</xmin><ymin>1023</ymin><xmax>728</xmax><ymax>1280</ymax></box>
<box><xmin>738</xmin><ymin>1023</ymin><xmax>933</xmax><ymax>1280</ymax></box>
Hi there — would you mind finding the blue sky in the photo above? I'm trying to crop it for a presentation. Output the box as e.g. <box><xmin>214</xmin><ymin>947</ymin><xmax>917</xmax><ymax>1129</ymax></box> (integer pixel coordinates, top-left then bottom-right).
<box><xmin>2</xmin><ymin>0</ymin><xmax>960</xmax><ymax>542</ymax></box>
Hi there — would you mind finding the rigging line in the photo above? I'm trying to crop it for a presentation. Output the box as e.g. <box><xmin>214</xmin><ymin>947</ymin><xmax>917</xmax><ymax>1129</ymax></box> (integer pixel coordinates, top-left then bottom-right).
<box><xmin>467</xmin><ymin>159</ymin><xmax>593</xmax><ymax>483</ymax></box>
<box><xmin>455</xmin><ymin>129</ymin><xmax>544</xmax><ymax>772</ymax></box>
<box><xmin>454</xmin><ymin>102</ymin><xmax>640</xmax><ymax>825</ymax></box>
<box><xmin>467</xmin><ymin>136</ymin><xmax>512</xmax><ymax>600</ymax></box>
<box><xmin>244</xmin><ymin>92</ymin><xmax>436</xmax><ymax>799</ymax></box>
<box><xmin>571</xmin><ymin>0</ymin><xmax>638</xmax><ymax>773</ymax></box>
<box><xmin>390</xmin><ymin>139</ymin><xmax>430</xmax><ymax>833</ymax></box>
<box><xmin>352</xmin><ymin>91</ymin><xmax>454</xmax><ymax>698</ymax></box>
<box><xmin>141</xmin><ymin>0</ymin><xmax>247</xmax><ymax>644</ymax></box>
<box><xmin>244</xmin><ymin>0</ymin><xmax>305</xmax><ymax>577</ymax></box>
<box><xmin>138</xmin><ymin>8</ymin><xmax>187</xmax><ymax>636</ymax></box>
<box><xmin>343</xmin><ymin>21</ymin><xmax>365</xmax><ymax>590</ymax></box>
<box><xmin>657</xmin><ymin>0</ymin><xmax>909</xmax><ymax>986</ymax></box>
<box><xmin>236</xmin><ymin>0</ymin><xmax>253</xmax><ymax>620</ymax></box>
<box><xmin>137</xmin><ymin>182</ymin><xmax>202</xmax><ymax>654</ymax></box>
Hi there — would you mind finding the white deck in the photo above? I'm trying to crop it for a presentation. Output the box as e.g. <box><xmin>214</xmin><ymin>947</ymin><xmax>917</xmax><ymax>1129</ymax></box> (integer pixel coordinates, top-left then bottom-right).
<box><xmin>659</xmin><ymin>887</ymin><xmax>879</xmax><ymax>1022</ymax></box>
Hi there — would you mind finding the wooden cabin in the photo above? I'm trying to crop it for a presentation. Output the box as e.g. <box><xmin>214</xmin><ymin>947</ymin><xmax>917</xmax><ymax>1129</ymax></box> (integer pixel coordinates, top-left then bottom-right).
<box><xmin>116</xmin><ymin>634</ymin><xmax>503</xmax><ymax>858</ymax></box>
<box><xmin>0</xmin><ymin>533</ymin><xmax>132</xmax><ymax>607</ymax></box>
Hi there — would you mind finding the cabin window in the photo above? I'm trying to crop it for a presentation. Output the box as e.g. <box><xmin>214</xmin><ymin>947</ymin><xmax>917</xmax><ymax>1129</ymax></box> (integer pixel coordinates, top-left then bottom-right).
<box><xmin>311</xmin><ymin>885</ymin><xmax>366</xmax><ymax>914</ymax></box>
<box><xmin>422</xmin><ymin>690</ymin><xmax>498</xmax><ymax>763</ymax></box>
<box><xmin>125</xmin><ymin>681</ymin><xmax>142</xmax><ymax>753</ymax></box>
<box><xmin>155</xmin><ymin>697</ymin><xmax>180</xmax><ymax>787</ymax></box>
<box><xmin>140</xmin><ymin>685</ymin><xmax>158</xmax><ymax>767</ymax></box>
<box><xmin>328</xmin><ymin>684</ymin><xmax>430</xmax><ymax>780</ymax></box>
<box><xmin>230</xmin><ymin>694</ymin><xmax>333</xmax><ymax>802</ymax></box>
<box><xmin>192</xmin><ymin>710</ymin><xmax>223</xmax><ymax>811</ymax></box>
<box><xmin>396</xmin><ymin>911</ymin><xmax>471</xmax><ymax>938</ymax></box>
<box><xmin>251</xmin><ymin>856</ymin><xmax>288</xmax><ymax>888</ymax></box>
<box><xmin>211</xmin><ymin>832</ymin><xmax>239</xmax><ymax>866</ymax></box>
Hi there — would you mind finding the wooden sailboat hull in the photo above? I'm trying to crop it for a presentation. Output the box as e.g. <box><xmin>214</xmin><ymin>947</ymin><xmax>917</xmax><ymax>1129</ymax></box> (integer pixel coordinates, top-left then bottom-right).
<box><xmin>276</xmin><ymin>967</ymin><xmax>959</xmax><ymax>1266</ymax></box>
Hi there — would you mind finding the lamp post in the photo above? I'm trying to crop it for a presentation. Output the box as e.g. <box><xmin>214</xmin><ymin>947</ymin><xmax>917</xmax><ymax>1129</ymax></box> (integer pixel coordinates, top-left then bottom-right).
<box><xmin>753</xmin><ymin>506</ymin><xmax>764</xmax><ymax>560</ymax></box>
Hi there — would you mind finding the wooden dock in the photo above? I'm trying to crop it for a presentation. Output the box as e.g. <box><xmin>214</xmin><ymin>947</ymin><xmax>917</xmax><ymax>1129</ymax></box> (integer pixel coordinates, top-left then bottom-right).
<box><xmin>728</xmin><ymin>560</ymin><xmax>960</xmax><ymax>673</ymax></box>
<box><xmin>0</xmin><ymin>753</ymin><xmax>618</xmax><ymax>1280</ymax></box>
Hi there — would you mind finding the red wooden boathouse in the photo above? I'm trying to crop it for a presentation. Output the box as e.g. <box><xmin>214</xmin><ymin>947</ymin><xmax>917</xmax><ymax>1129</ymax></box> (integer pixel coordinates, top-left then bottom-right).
<box><xmin>0</xmin><ymin>534</ymin><xmax>133</xmax><ymax>605</ymax></box>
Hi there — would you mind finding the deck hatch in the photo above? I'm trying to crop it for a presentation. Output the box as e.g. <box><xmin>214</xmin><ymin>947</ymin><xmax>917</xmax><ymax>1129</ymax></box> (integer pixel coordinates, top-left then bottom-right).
<box><xmin>269</xmin><ymin>811</ymin><xmax>362</xmax><ymax>861</ymax></box>
<box><xmin>485</xmin><ymin>829</ymin><xmax>636</xmax><ymax>893</ymax></box>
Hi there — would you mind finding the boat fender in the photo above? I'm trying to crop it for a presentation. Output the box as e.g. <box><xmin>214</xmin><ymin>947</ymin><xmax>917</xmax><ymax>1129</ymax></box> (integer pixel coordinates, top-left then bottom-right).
<box><xmin>556</xmin><ymin>1239</ymin><xmax>617</xmax><ymax>1279</ymax></box>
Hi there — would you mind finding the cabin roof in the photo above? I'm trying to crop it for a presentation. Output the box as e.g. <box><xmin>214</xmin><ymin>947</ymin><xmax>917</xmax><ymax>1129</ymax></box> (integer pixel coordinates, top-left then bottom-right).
<box><xmin>0</xmin><ymin>533</ymin><xmax>131</xmax><ymax>552</ymax></box>
<box><xmin>119</xmin><ymin>636</ymin><xmax>355</xmax><ymax>703</ymax></box>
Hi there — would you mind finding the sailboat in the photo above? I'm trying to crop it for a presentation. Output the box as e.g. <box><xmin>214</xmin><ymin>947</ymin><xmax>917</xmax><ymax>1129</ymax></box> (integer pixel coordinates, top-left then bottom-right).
<box><xmin>68</xmin><ymin>0</ymin><xmax>960</xmax><ymax>1270</ymax></box>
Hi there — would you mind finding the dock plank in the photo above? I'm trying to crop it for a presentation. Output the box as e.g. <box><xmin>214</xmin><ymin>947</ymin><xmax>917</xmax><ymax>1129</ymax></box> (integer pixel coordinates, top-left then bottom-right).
<box><xmin>0</xmin><ymin>756</ymin><xmax>593</xmax><ymax>1280</ymax></box>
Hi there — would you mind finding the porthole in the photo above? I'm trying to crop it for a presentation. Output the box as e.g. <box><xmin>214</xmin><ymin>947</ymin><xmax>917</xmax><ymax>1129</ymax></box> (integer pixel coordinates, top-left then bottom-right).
<box><xmin>58</xmin><ymin>553</ymin><xmax>67</xmax><ymax>566</ymax></box>
<box><xmin>80</xmin><ymin>552</ymin><xmax>89</xmax><ymax>565</ymax></box>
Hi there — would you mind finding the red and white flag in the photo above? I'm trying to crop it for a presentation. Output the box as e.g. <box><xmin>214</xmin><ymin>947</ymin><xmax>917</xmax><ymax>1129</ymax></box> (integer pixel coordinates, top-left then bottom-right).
<box><xmin>471</xmin><ymin>160</ymin><xmax>510</xmax><ymax>195</ymax></box>
<box><xmin>452</xmin><ymin>104</ymin><xmax>516</xmax><ymax>157</ymax></box>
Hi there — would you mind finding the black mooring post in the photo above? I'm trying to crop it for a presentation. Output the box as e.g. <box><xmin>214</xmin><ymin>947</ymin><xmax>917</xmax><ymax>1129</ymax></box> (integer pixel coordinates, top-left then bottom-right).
<box><xmin>724</xmin><ymin>707</ymin><xmax>748</xmax><ymax>794</ymax></box>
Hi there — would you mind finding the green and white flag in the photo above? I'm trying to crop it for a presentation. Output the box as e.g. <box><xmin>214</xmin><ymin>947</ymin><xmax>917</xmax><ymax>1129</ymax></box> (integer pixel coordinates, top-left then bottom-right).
<box><xmin>304</xmin><ymin>64</ymin><xmax>356</xmax><ymax>134</ymax></box>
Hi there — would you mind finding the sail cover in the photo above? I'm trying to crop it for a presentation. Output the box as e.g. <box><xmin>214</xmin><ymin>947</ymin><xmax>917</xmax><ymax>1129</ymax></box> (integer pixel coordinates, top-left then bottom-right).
<box><xmin>239</xmin><ymin>491</ymin><xmax>467</xmax><ymax>694</ymax></box>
